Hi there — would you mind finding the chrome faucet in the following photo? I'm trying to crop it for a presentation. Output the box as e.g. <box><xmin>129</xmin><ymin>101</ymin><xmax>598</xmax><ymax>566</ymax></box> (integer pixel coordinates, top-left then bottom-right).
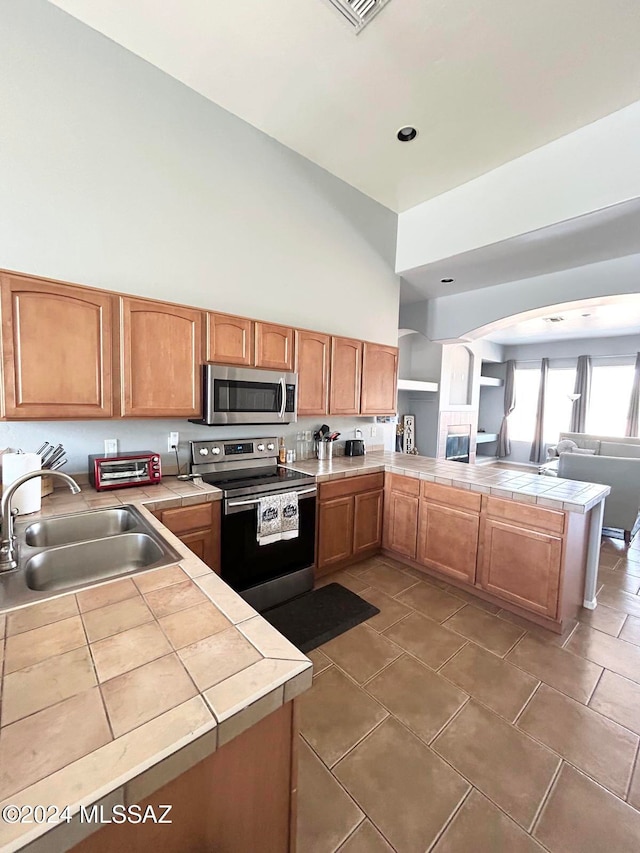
<box><xmin>0</xmin><ymin>470</ymin><xmax>81</xmax><ymax>571</ymax></box>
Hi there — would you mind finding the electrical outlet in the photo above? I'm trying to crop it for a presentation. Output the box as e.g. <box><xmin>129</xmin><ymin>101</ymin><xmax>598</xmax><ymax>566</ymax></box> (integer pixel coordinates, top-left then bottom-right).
<box><xmin>104</xmin><ymin>439</ymin><xmax>118</xmax><ymax>455</ymax></box>
<box><xmin>168</xmin><ymin>432</ymin><xmax>179</xmax><ymax>452</ymax></box>
<box><xmin>369</xmin><ymin>425</ymin><xmax>377</xmax><ymax>438</ymax></box>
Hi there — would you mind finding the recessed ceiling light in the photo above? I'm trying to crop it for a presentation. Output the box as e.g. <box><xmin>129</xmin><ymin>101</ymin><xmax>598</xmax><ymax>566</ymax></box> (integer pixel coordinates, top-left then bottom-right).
<box><xmin>441</xmin><ymin>278</ymin><xmax>454</xmax><ymax>283</ymax></box>
<box><xmin>581</xmin><ymin>313</ymin><xmax>592</xmax><ymax>318</ymax></box>
<box><xmin>397</xmin><ymin>126</ymin><xmax>418</xmax><ymax>142</ymax></box>
<box><xmin>544</xmin><ymin>316</ymin><xmax>565</xmax><ymax>323</ymax></box>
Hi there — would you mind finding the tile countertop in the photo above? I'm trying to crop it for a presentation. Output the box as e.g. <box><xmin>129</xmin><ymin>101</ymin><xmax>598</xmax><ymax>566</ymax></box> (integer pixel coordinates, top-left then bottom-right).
<box><xmin>0</xmin><ymin>477</ymin><xmax>311</xmax><ymax>853</ymax></box>
<box><xmin>288</xmin><ymin>451</ymin><xmax>611</xmax><ymax>513</ymax></box>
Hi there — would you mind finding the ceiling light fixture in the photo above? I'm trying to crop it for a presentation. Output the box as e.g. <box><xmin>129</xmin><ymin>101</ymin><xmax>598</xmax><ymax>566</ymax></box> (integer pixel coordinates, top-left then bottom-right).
<box><xmin>397</xmin><ymin>126</ymin><xmax>418</xmax><ymax>142</ymax></box>
<box><xmin>544</xmin><ymin>316</ymin><xmax>565</xmax><ymax>323</ymax></box>
<box><xmin>440</xmin><ymin>278</ymin><xmax>454</xmax><ymax>283</ymax></box>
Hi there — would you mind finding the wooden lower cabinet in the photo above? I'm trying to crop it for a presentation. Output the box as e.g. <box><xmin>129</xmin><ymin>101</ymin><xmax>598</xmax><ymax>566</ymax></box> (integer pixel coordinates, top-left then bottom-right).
<box><xmin>154</xmin><ymin>501</ymin><xmax>221</xmax><ymax>574</ymax></box>
<box><xmin>477</xmin><ymin>517</ymin><xmax>563</xmax><ymax>619</ymax></box>
<box><xmin>316</xmin><ymin>473</ymin><xmax>384</xmax><ymax>576</ymax></box>
<box><xmin>417</xmin><ymin>500</ymin><xmax>479</xmax><ymax>584</ymax></box>
<box><xmin>71</xmin><ymin>702</ymin><xmax>296</xmax><ymax>853</ymax></box>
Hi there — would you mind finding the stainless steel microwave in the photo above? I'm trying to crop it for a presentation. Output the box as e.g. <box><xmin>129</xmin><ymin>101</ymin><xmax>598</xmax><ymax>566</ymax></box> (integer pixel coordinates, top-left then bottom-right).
<box><xmin>192</xmin><ymin>365</ymin><xmax>298</xmax><ymax>425</ymax></box>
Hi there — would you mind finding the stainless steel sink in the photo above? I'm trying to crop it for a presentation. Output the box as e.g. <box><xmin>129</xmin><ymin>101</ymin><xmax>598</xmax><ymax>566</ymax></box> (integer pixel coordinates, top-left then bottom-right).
<box><xmin>25</xmin><ymin>533</ymin><xmax>167</xmax><ymax>593</ymax></box>
<box><xmin>25</xmin><ymin>507</ymin><xmax>137</xmax><ymax>547</ymax></box>
<box><xmin>0</xmin><ymin>505</ymin><xmax>181</xmax><ymax>610</ymax></box>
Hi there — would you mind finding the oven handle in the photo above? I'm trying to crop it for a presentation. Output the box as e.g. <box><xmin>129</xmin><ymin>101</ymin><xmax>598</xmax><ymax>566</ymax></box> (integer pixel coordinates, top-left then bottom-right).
<box><xmin>278</xmin><ymin>378</ymin><xmax>286</xmax><ymax>419</ymax></box>
<box><xmin>226</xmin><ymin>486</ymin><xmax>316</xmax><ymax>508</ymax></box>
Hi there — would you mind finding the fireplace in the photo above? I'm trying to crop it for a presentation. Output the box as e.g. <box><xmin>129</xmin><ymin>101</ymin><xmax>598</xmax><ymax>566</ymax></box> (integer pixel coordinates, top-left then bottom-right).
<box><xmin>445</xmin><ymin>425</ymin><xmax>470</xmax><ymax>463</ymax></box>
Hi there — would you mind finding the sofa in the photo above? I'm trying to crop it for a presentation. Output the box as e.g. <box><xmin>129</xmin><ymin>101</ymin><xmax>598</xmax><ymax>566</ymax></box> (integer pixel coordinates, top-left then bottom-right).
<box><xmin>550</xmin><ymin>433</ymin><xmax>640</xmax><ymax>542</ymax></box>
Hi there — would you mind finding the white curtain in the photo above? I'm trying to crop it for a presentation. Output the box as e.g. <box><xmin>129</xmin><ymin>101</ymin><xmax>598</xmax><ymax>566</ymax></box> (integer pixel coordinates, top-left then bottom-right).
<box><xmin>626</xmin><ymin>353</ymin><xmax>640</xmax><ymax>437</ymax></box>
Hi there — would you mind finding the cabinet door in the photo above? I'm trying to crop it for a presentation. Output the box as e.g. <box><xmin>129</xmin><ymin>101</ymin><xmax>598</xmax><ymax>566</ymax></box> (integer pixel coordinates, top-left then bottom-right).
<box><xmin>207</xmin><ymin>313</ymin><xmax>254</xmax><ymax>366</ymax></box>
<box><xmin>360</xmin><ymin>342</ymin><xmax>398</xmax><ymax>415</ymax></box>
<box><xmin>296</xmin><ymin>330</ymin><xmax>330</xmax><ymax>416</ymax></box>
<box><xmin>120</xmin><ymin>297</ymin><xmax>203</xmax><ymax>417</ymax></box>
<box><xmin>383</xmin><ymin>491</ymin><xmax>419</xmax><ymax>560</ymax></box>
<box><xmin>255</xmin><ymin>322</ymin><xmax>294</xmax><ymax>371</ymax></box>
<box><xmin>418</xmin><ymin>500</ymin><xmax>479</xmax><ymax>584</ymax></box>
<box><xmin>180</xmin><ymin>530</ymin><xmax>216</xmax><ymax>572</ymax></box>
<box><xmin>354</xmin><ymin>490</ymin><xmax>383</xmax><ymax>556</ymax></box>
<box><xmin>329</xmin><ymin>337</ymin><xmax>362</xmax><ymax>415</ymax></box>
<box><xmin>1</xmin><ymin>273</ymin><xmax>113</xmax><ymax>419</ymax></box>
<box><xmin>317</xmin><ymin>495</ymin><xmax>354</xmax><ymax>575</ymax></box>
<box><xmin>478</xmin><ymin>518</ymin><xmax>562</xmax><ymax>618</ymax></box>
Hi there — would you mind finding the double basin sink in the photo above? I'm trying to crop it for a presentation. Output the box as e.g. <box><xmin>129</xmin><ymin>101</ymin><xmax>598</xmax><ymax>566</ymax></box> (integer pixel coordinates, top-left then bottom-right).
<box><xmin>0</xmin><ymin>506</ymin><xmax>181</xmax><ymax>610</ymax></box>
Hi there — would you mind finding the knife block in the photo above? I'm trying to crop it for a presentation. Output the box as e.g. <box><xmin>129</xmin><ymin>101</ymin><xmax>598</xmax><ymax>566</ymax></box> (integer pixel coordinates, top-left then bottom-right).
<box><xmin>40</xmin><ymin>475</ymin><xmax>54</xmax><ymax>498</ymax></box>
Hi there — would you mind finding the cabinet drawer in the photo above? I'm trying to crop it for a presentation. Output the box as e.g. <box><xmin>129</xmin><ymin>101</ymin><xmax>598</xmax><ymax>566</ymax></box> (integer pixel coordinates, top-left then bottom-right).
<box><xmin>385</xmin><ymin>473</ymin><xmax>420</xmax><ymax>497</ymax></box>
<box><xmin>483</xmin><ymin>496</ymin><xmax>565</xmax><ymax>534</ymax></box>
<box><xmin>421</xmin><ymin>481</ymin><xmax>481</xmax><ymax>513</ymax></box>
<box><xmin>319</xmin><ymin>472</ymin><xmax>384</xmax><ymax>501</ymax></box>
<box><xmin>159</xmin><ymin>502</ymin><xmax>214</xmax><ymax>535</ymax></box>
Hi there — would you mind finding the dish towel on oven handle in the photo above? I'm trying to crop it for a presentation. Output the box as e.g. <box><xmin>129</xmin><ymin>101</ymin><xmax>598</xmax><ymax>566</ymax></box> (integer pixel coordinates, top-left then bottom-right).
<box><xmin>280</xmin><ymin>491</ymin><xmax>299</xmax><ymax>540</ymax></box>
<box><xmin>257</xmin><ymin>494</ymin><xmax>282</xmax><ymax>545</ymax></box>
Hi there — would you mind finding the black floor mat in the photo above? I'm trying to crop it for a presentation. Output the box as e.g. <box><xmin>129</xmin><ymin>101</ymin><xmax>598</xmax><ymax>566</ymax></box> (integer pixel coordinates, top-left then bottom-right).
<box><xmin>262</xmin><ymin>583</ymin><xmax>380</xmax><ymax>654</ymax></box>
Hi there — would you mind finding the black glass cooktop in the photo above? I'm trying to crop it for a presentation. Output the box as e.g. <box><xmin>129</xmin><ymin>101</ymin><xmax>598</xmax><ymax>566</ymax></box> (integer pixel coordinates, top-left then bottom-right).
<box><xmin>201</xmin><ymin>466</ymin><xmax>313</xmax><ymax>493</ymax></box>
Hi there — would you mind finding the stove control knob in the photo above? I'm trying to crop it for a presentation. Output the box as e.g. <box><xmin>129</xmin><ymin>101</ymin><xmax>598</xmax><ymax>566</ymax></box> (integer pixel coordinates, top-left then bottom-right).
<box><xmin>257</xmin><ymin>444</ymin><xmax>265</xmax><ymax>452</ymax></box>
<box><xmin>211</xmin><ymin>447</ymin><xmax>221</xmax><ymax>455</ymax></box>
<box><xmin>198</xmin><ymin>448</ymin><xmax>209</xmax><ymax>456</ymax></box>
<box><xmin>267</xmin><ymin>443</ymin><xmax>275</xmax><ymax>451</ymax></box>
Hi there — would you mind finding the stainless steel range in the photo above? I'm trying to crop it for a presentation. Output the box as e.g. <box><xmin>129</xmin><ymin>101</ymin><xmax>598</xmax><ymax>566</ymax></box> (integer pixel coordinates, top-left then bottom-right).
<box><xmin>190</xmin><ymin>437</ymin><xmax>316</xmax><ymax>611</ymax></box>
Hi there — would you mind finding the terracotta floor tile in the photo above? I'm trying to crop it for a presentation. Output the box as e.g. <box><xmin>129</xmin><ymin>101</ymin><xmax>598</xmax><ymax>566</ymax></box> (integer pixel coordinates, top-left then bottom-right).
<box><xmin>565</xmin><ymin>624</ymin><xmax>640</xmax><ymax>684</ymax></box>
<box><xmin>497</xmin><ymin>609</ymin><xmax>577</xmax><ymax>647</ymax></box>
<box><xmin>321</xmin><ymin>624</ymin><xmax>401</xmax><ymax>684</ymax></box>
<box><xmin>578</xmin><ymin>603</ymin><xmax>627</xmax><ymax>637</ymax></box>
<box><xmin>133</xmin><ymin>565</ymin><xmax>187</xmax><ymax>594</ymax></box>
<box><xmin>5</xmin><ymin>595</ymin><xmax>78</xmax><ymax>636</ymax></box>
<box><xmin>316</xmin><ymin>569</ymin><xmax>370</xmax><ymax>594</ymax></box>
<box><xmin>334</xmin><ymin>717</ymin><xmax>469</xmax><ymax>852</ymax></box>
<box><xmin>396</xmin><ymin>582</ymin><xmax>466</xmax><ymax>623</ymax></box>
<box><xmin>298</xmin><ymin>666</ymin><xmax>388</xmax><ymax>767</ymax></box>
<box><xmin>366</xmin><ymin>654</ymin><xmax>467</xmax><ymax>743</ymax></box>
<box><xmin>76</xmin><ymin>577</ymin><xmax>139</xmax><ymax>613</ymax></box>
<box><xmin>0</xmin><ymin>687</ymin><xmax>111</xmax><ymax>801</ymax></box>
<box><xmin>619</xmin><ymin>614</ymin><xmax>640</xmax><ymax>645</ymax></box>
<box><xmin>101</xmin><ymin>653</ymin><xmax>197</xmax><ymax>737</ymax></box>
<box><xmin>629</xmin><ymin>758</ymin><xmax>640</xmax><ymax>809</ymax></box>
<box><xmin>597</xmin><ymin>569</ymin><xmax>640</xmax><ymax>594</ymax></box>
<box><xmin>178</xmin><ymin>625</ymin><xmax>261</xmax><ymax>691</ymax></box>
<box><xmin>534</xmin><ymin>763</ymin><xmax>640</xmax><ymax>853</ymax></box>
<box><xmin>616</xmin><ymin>558</ymin><xmax>640</xmax><ymax>577</ymax></box>
<box><xmin>338</xmin><ymin>819</ymin><xmax>393</xmax><ymax>852</ymax></box>
<box><xmin>297</xmin><ymin>738</ymin><xmax>364</xmax><ymax>853</ymax></box>
<box><xmin>358</xmin><ymin>563</ymin><xmax>417</xmax><ymax>596</ymax></box>
<box><xmin>597</xmin><ymin>551</ymin><xmax>620</xmax><ymax>569</ymax></box>
<box><xmin>81</xmin><ymin>594</ymin><xmax>153</xmax><ymax>642</ymax></box>
<box><xmin>432</xmin><ymin>701</ymin><xmax>560</xmax><ymax>829</ymax></box>
<box><xmin>308</xmin><ymin>648</ymin><xmax>332</xmax><ymax>678</ymax></box>
<box><xmin>383</xmin><ymin>611</ymin><xmax>466</xmax><ymax>669</ymax></box>
<box><xmin>440</xmin><ymin>585</ymin><xmax>502</xmax><ymax>614</ymax></box>
<box><xmin>588</xmin><ymin>669</ymin><xmax>640</xmax><ymax>735</ymax></box>
<box><xmin>143</xmin><ymin>579</ymin><xmax>208</xmax><ymax>618</ymax></box>
<box><xmin>596</xmin><ymin>587</ymin><xmax>640</xmax><ymax>618</ymax></box>
<box><xmin>158</xmin><ymin>601</ymin><xmax>231</xmax><ymax>649</ymax></box>
<box><xmin>347</xmin><ymin>557</ymin><xmax>388</xmax><ymax>577</ymax></box>
<box><xmin>359</xmin><ymin>587</ymin><xmax>411</xmax><ymax>631</ymax></box>
<box><xmin>432</xmin><ymin>789</ymin><xmax>545</xmax><ymax>853</ymax></box>
<box><xmin>91</xmin><ymin>621</ymin><xmax>172</xmax><ymax>682</ymax></box>
<box><xmin>440</xmin><ymin>643</ymin><xmax>538</xmax><ymax>721</ymax></box>
<box><xmin>507</xmin><ymin>634</ymin><xmax>603</xmax><ymax>702</ymax></box>
<box><xmin>443</xmin><ymin>606</ymin><xmax>525</xmax><ymax>656</ymax></box>
<box><xmin>1</xmin><ymin>646</ymin><xmax>96</xmax><ymax>726</ymax></box>
<box><xmin>3</xmin><ymin>615</ymin><xmax>86</xmax><ymax>674</ymax></box>
<box><xmin>517</xmin><ymin>683</ymin><xmax>638</xmax><ymax>797</ymax></box>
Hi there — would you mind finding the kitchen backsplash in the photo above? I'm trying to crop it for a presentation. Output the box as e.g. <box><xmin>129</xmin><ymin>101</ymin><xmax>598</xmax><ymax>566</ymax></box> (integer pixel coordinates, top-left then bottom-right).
<box><xmin>0</xmin><ymin>417</ymin><xmax>390</xmax><ymax>477</ymax></box>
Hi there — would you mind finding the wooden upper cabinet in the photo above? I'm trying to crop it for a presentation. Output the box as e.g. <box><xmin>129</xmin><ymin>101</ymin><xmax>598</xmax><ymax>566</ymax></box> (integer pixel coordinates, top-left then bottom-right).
<box><xmin>361</xmin><ymin>342</ymin><xmax>398</xmax><ymax>415</ymax></box>
<box><xmin>0</xmin><ymin>273</ymin><xmax>113</xmax><ymax>419</ymax></box>
<box><xmin>254</xmin><ymin>322</ymin><xmax>294</xmax><ymax>371</ymax></box>
<box><xmin>120</xmin><ymin>297</ymin><xmax>203</xmax><ymax>417</ymax></box>
<box><xmin>206</xmin><ymin>312</ymin><xmax>254</xmax><ymax>366</ymax></box>
<box><xmin>296</xmin><ymin>330</ymin><xmax>330</xmax><ymax>416</ymax></box>
<box><xmin>329</xmin><ymin>336</ymin><xmax>362</xmax><ymax>415</ymax></box>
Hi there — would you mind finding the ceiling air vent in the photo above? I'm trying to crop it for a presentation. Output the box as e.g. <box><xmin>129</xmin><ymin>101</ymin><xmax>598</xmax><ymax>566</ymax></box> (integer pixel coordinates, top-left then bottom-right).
<box><xmin>324</xmin><ymin>0</ymin><xmax>393</xmax><ymax>33</ymax></box>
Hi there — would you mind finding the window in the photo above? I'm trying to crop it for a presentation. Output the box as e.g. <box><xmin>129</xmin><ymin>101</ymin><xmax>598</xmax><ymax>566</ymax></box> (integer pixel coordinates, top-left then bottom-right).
<box><xmin>588</xmin><ymin>364</ymin><xmax>635</xmax><ymax>436</ymax></box>
<box><xmin>509</xmin><ymin>366</ymin><xmax>575</xmax><ymax>444</ymax></box>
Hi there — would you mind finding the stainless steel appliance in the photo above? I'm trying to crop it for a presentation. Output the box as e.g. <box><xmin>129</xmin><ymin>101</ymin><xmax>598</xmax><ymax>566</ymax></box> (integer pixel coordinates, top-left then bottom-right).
<box><xmin>190</xmin><ymin>437</ymin><xmax>315</xmax><ymax>611</ymax></box>
<box><xmin>88</xmin><ymin>451</ymin><xmax>162</xmax><ymax>491</ymax></box>
<box><xmin>190</xmin><ymin>365</ymin><xmax>297</xmax><ymax>426</ymax></box>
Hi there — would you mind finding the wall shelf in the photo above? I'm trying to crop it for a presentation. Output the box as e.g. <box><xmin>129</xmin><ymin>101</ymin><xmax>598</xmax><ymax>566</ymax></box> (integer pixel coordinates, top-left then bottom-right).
<box><xmin>397</xmin><ymin>378</ymin><xmax>439</xmax><ymax>393</ymax></box>
<box><xmin>479</xmin><ymin>375</ymin><xmax>503</xmax><ymax>387</ymax></box>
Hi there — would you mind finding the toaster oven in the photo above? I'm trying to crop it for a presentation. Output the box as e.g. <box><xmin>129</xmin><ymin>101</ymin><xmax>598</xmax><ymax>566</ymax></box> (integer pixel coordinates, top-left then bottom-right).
<box><xmin>88</xmin><ymin>451</ymin><xmax>162</xmax><ymax>491</ymax></box>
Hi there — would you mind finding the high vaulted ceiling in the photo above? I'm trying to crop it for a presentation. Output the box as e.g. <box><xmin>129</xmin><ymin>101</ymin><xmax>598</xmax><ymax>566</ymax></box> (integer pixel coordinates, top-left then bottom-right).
<box><xmin>48</xmin><ymin>0</ymin><xmax>640</xmax><ymax>212</ymax></box>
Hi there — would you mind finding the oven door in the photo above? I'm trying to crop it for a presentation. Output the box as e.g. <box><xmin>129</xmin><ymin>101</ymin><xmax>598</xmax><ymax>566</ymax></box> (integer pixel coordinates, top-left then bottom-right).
<box><xmin>220</xmin><ymin>489</ymin><xmax>316</xmax><ymax>595</ymax></box>
<box><xmin>202</xmin><ymin>365</ymin><xmax>297</xmax><ymax>425</ymax></box>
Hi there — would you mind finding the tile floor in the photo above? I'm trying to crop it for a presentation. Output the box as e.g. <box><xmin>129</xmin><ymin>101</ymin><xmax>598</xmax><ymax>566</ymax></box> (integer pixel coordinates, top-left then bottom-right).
<box><xmin>296</xmin><ymin>536</ymin><xmax>640</xmax><ymax>853</ymax></box>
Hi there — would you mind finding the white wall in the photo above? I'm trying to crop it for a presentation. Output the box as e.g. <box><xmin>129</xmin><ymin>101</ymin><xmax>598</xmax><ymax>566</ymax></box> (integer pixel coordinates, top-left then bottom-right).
<box><xmin>397</xmin><ymin>100</ymin><xmax>640</xmax><ymax>273</ymax></box>
<box><xmin>0</xmin><ymin>0</ymin><xmax>399</xmax><ymax>344</ymax></box>
<box><xmin>504</xmin><ymin>333</ymin><xmax>640</xmax><ymax>365</ymax></box>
